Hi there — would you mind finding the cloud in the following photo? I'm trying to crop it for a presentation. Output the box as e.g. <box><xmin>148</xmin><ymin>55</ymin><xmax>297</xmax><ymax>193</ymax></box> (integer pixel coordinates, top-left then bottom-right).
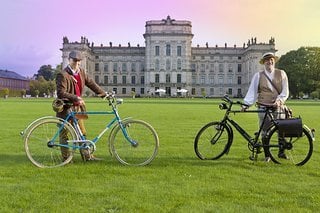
<box><xmin>0</xmin><ymin>43</ymin><xmax>57</xmax><ymax>77</ymax></box>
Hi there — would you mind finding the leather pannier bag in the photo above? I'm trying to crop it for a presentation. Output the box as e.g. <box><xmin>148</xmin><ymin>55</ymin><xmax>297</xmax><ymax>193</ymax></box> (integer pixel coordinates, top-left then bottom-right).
<box><xmin>277</xmin><ymin>118</ymin><xmax>303</xmax><ymax>137</ymax></box>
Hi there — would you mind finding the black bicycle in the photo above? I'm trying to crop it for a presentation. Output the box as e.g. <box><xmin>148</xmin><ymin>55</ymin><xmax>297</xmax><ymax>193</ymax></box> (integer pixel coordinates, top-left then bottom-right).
<box><xmin>194</xmin><ymin>95</ymin><xmax>315</xmax><ymax>166</ymax></box>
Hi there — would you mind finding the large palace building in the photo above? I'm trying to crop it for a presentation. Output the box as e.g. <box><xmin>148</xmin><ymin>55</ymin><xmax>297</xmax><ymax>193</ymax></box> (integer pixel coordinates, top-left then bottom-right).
<box><xmin>61</xmin><ymin>16</ymin><xmax>276</xmax><ymax>97</ymax></box>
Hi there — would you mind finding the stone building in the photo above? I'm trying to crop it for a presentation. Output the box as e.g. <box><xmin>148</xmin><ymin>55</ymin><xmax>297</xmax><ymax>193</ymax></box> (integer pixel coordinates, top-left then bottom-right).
<box><xmin>0</xmin><ymin>69</ymin><xmax>30</xmax><ymax>91</ymax></box>
<box><xmin>61</xmin><ymin>16</ymin><xmax>276</xmax><ymax>97</ymax></box>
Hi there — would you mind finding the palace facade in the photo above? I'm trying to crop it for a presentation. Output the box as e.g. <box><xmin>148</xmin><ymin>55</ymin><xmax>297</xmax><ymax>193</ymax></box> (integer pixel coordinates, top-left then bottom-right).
<box><xmin>61</xmin><ymin>16</ymin><xmax>276</xmax><ymax>97</ymax></box>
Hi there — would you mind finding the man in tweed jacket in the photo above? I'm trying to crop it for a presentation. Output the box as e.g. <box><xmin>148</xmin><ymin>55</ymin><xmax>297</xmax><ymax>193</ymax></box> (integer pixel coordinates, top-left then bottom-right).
<box><xmin>56</xmin><ymin>50</ymin><xmax>106</xmax><ymax>161</ymax></box>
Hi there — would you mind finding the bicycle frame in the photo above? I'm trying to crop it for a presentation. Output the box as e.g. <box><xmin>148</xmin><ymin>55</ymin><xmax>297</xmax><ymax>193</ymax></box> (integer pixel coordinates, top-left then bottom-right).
<box><xmin>50</xmin><ymin>98</ymin><xmax>137</xmax><ymax>151</ymax></box>
<box><xmin>220</xmin><ymin>96</ymin><xmax>279</xmax><ymax>148</ymax></box>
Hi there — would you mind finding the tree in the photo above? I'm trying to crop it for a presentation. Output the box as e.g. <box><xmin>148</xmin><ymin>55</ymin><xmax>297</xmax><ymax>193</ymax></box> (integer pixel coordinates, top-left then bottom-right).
<box><xmin>29</xmin><ymin>76</ymin><xmax>56</xmax><ymax>97</ymax></box>
<box><xmin>3</xmin><ymin>88</ymin><xmax>9</xmax><ymax>98</ymax></box>
<box><xmin>277</xmin><ymin>47</ymin><xmax>320</xmax><ymax>98</ymax></box>
<box><xmin>21</xmin><ymin>89</ymin><xmax>26</xmax><ymax>98</ymax></box>
<box><xmin>35</xmin><ymin>65</ymin><xmax>55</xmax><ymax>81</ymax></box>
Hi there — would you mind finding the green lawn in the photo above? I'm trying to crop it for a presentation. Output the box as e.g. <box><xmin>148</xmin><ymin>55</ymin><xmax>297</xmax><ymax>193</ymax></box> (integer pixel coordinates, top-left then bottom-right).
<box><xmin>1</xmin><ymin>97</ymin><xmax>319</xmax><ymax>212</ymax></box>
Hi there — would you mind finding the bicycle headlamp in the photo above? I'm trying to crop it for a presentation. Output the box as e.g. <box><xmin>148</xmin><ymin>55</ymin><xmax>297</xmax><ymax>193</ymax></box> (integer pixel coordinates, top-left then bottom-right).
<box><xmin>52</xmin><ymin>99</ymin><xmax>64</xmax><ymax>113</ymax></box>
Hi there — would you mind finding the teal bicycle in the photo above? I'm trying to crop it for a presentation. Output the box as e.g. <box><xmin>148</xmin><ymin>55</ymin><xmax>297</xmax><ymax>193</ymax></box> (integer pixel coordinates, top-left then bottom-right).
<box><xmin>21</xmin><ymin>92</ymin><xmax>159</xmax><ymax>168</ymax></box>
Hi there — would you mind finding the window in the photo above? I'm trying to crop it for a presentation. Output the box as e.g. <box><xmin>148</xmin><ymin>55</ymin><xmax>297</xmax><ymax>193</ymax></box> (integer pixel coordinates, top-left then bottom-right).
<box><xmin>177</xmin><ymin>59</ymin><xmax>181</xmax><ymax>70</ymax></box>
<box><xmin>122</xmin><ymin>63</ymin><xmax>127</xmax><ymax>72</ymax></box>
<box><xmin>228</xmin><ymin>88</ymin><xmax>232</xmax><ymax>95</ymax></box>
<box><xmin>191</xmin><ymin>64</ymin><xmax>196</xmax><ymax>72</ymax></box>
<box><xmin>155</xmin><ymin>59</ymin><xmax>160</xmax><ymax>71</ymax></box>
<box><xmin>140</xmin><ymin>88</ymin><xmax>145</xmax><ymax>94</ymax></box>
<box><xmin>177</xmin><ymin>46</ymin><xmax>182</xmax><ymax>56</ymax></box>
<box><xmin>113</xmin><ymin>88</ymin><xmax>117</xmax><ymax>94</ymax></box>
<box><xmin>122</xmin><ymin>76</ymin><xmax>126</xmax><ymax>84</ymax></box>
<box><xmin>218</xmin><ymin>76</ymin><xmax>223</xmax><ymax>84</ymax></box>
<box><xmin>95</xmin><ymin>75</ymin><xmax>99</xmax><ymax>83</ymax></box>
<box><xmin>132</xmin><ymin>63</ymin><xmax>136</xmax><ymax>72</ymax></box>
<box><xmin>155</xmin><ymin>46</ymin><xmax>160</xmax><ymax>56</ymax></box>
<box><xmin>177</xmin><ymin>74</ymin><xmax>182</xmax><ymax>83</ymax></box>
<box><xmin>228</xmin><ymin>64</ymin><xmax>233</xmax><ymax>72</ymax></box>
<box><xmin>113</xmin><ymin>63</ymin><xmax>118</xmax><ymax>72</ymax></box>
<box><xmin>209</xmin><ymin>75</ymin><xmax>214</xmax><ymax>84</ymax></box>
<box><xmin>122</xmin><ymin>88</ymin><xmax>126</xmax><ymax>94</ymax></box>
<box><xmin>166</xmin><ymin>44</ymin><xmax>171</xmax><ymax>56</ymax></box>
<box><xmin>113</xmin><ymin>76</ymin><xmax>117</xmax><ymax>84</ymax></box>
<box><xmin>201</xmin><ymin>64</ymin><xmax>205</xmax><ymax>72</ymax></box>
<box><xmin>238</xmin><ymin>64</ymin><xmax>242</xmax><ymax>72</ymax></box>
<box><xmin>166</xmin><ymin>59</ymin><xmax>171</xmax><ymax>70</ymax></box>
<box><xmin>219</xmin><ymin>64</ymin><xmax>224</xmax><ymax>72</ymax></box>
<box><xmin>191</xmin><ymin>88</ymin><xmax>195</xmax><ymax>95</ymax></box>
<box><xmin>104</xmin><ymin>63</ymin><xmax>108</xmax><ymax>72</ymax></box>
<box><xmin>200</xmin><ymin>75</ymin><xmax>205</xmax><ymax>84</ymax></box>
<box><xmin>210</xmin><ymin>64</ymin><xmax>214</xmax><ymax>73</ymax></box>
<box><xmin>95</xmin><ymin>63</ymin><xmax>99</xmax><ymax>72</ymax></box>
<box><xmin>141</xmin><ymin>76</ymin><xmax>145</xmax><ymax>84</ymax></box>
<box><xmin>166</xmin><ymin>74</ymin><xmax>170</xmax><ymax>83</ymax></box>
<box><xmin>228</xmin><ymin>77</ymin><xmax>233</xmax><ymax>84</ymax></box>
<box><xmin>192</xmin><ymin>75</ymin><xmax>196</xmax><ymax>84</ymax></box>
<box><xmin>237</xmin><ymin>76</ymin><xmax>241</xmax><ymax>84</ymax></box>
<box><xmin>210</xmin><ymin>88</ymin><xmax>214</xmax><ymax>96</ymax></box>
<box><xmin>131</xmin><ymin>76</ymin><xmax>136</xmax><ymax>84</ymax></box>
<box><xmin>155</xmin><ymin>74</ymin><xmax>160</xmax><ymax>83</ymax></box>
<box><xmin>104</xmin><ymin>76</ymin><xmax>108</xmax><ymax>84</ymax></box>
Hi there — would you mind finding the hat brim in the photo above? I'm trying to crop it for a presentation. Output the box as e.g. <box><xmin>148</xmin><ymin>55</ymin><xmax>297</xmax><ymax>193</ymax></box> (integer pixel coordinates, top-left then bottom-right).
<box><xmin>259</xmin><ymin>56</ymin><xmax>278</xmax><ymax>64</ymax></box>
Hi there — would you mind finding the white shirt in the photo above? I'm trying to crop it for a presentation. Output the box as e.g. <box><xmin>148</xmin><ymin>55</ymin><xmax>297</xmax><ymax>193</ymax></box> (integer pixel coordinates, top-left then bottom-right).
<box><xmin>243</xmin><ymin>68</ymin><xmax>289</xmax><ymax>106</ymax></box>
<box><xmin>67</xmin><ymin>65</ymin><xmax>79</xmax><ymax>75</ymax></box>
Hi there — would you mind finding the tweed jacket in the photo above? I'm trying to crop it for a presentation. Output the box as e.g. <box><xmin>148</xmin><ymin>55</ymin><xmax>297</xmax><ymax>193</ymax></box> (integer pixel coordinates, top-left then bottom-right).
<box><xmin>55</xmin><ymin>66</ymin><xmax>105</xmax><ymax>118</ymax></box>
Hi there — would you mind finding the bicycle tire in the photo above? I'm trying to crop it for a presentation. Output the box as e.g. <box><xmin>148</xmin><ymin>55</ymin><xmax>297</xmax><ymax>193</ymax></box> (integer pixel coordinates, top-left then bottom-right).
<box><xmin>109</xmin><ymin>119</ymin><xmax>159</xmax><ymax>166</ymax></box>
<box><xmin>266</xmin><ymin>126</ymin><xmax>313</xmax><ymax>166</ymax></box>
<box><xmin>24</xmin><ymin>117</ymin><xmax>78</xmax><ymax>168</ymax></box>
<box><xmin>194</xmin><ymin>121</ymin><xmax>233</xmax><ymax>160</ymax></box>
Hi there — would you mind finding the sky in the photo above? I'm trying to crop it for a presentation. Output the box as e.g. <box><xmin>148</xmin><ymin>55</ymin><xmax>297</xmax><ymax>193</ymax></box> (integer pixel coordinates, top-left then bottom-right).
<box><xmin>1</xmin><ymin>0</ymin><xmax>319</xmax><ymax>77</ymax></box>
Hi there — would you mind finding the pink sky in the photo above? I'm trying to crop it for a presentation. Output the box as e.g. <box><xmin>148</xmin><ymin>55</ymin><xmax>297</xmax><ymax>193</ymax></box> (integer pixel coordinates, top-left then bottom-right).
<box><xmin>1</xmin><ymin>0</ymin><xmax>319</xmax><ymax>77</ymax></box>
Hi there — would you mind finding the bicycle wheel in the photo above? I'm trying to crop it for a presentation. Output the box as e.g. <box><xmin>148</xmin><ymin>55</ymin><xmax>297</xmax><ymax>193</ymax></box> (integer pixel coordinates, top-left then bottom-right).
<box><xmin>109</xmin><ymin>119</ymin><xmax>159</xmax><ymax>166</ymax></box>
<box><xmin>266</xmin><ymin>126</ymin><xmax>313</xmax><ymax>166</ymax></box>
<box><xmin>194</xmin><ymin>121</ymin><xmax>233</xmax><ymax>160</ymax></box>
<box><xmin>24</xmin><ymin>117</ymin><xmax>78</xmax><ymax>168</ymax></box>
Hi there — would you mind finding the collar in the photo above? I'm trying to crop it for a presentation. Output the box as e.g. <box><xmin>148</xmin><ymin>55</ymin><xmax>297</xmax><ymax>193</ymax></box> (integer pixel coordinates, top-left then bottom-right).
<box><xmin>67</xmin><ymin>65</ymin><xmax>80</xmax><ymax>75</ymax></box>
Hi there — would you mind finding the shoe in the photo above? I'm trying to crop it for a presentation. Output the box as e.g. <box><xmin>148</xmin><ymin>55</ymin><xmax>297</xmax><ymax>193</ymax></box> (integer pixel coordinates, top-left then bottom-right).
<box><xmin>264</xmin><ymin>157</ymin><xmax>271</xmax><ymax>162</ymax></box>
<box><xmin>278</xmin><ymin>152</ymin><xmax>289</xmax><ymax>159</ymax></box>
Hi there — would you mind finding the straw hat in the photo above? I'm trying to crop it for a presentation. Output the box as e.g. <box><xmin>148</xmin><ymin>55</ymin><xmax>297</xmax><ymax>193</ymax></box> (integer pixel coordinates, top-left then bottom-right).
<box><xmin>259</xmin><ymin>52</ymin><xmax>279</xmax><ymax>64</ymax></box>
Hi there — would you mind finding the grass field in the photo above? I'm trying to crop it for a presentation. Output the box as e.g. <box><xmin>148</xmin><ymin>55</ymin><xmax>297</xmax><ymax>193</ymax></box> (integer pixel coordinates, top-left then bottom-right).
<box><xmin>1</xmin><ymin>97</ymin><xmax>319</xmax><ymax>212</ymax></box>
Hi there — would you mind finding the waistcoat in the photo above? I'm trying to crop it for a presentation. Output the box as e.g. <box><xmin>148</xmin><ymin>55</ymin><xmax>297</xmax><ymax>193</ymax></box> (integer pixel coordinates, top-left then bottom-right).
<box><xmin>257</xmin><ymin>69</ymin><xmax>282</xmax><ymax>104</ymax></box>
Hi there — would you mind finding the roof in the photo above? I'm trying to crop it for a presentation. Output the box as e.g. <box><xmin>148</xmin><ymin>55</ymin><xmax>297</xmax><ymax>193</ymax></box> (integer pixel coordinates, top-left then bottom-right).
<box><xmin>0</xmin><ymin>69</ymin><xmax>28</xmax><ymax>80</ymax></box>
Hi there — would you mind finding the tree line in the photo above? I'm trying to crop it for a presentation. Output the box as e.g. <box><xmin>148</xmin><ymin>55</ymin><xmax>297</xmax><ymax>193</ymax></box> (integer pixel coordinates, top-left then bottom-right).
<box><xmin>26</xmin><ymin>47</ymin><xmax>320</xmax><ymax>99</ymax></box>
<box><xmin>277</xmin><ymin>47</ymin><xmax>320</xmax><ymax>99</ymax></box>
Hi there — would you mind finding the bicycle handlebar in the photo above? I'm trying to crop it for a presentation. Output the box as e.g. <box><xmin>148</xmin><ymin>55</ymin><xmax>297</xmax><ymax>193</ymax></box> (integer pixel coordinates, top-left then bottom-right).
<box><xmin>222</xmin><ymin>95</ymin><xmax>249</xmax><ymax>107</ymax></box>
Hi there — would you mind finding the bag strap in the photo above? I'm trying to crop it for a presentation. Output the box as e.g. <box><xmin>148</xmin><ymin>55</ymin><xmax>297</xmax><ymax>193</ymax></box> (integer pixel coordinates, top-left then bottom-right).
<box><xmin>261</xmin><ymin>71</ymin><xmax>280</xmax><ymax>95</ymax></box>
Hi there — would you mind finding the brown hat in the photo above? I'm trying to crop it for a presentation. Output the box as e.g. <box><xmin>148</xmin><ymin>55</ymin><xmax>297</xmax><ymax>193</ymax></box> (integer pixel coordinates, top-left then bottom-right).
<box><xmin>259</xmin><ymin>52</ymin><xmax>278</xmax><ymax>64</ymax></box>
<box><xmin>69</xmin><ymin>51</ymin><xmax>83</xmax><ymax>60</ymax></box>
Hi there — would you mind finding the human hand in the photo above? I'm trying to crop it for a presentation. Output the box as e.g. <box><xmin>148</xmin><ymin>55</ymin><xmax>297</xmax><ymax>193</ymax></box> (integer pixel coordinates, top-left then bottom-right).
<box><xmin>76</xmin><ymin>97</ymin><xmax>85</xmax><ymax>106</ymax></box>
<box><xmin>274</xmin><ymin>100</ymin><xmax>282</xmax><ymax>108</ymax></box>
